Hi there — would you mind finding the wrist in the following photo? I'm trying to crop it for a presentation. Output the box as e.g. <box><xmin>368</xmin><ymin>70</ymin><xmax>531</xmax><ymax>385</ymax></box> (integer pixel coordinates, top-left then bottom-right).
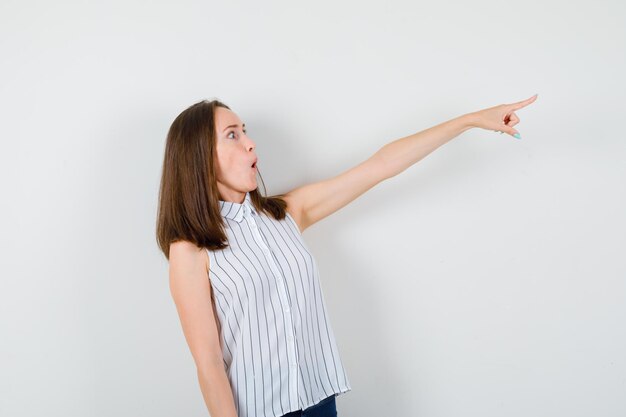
<box><xmin>459</xmin><ymin>112</ymin><xmax>478</xmax><ymax>130</ymax></box>
<box><xmin>452</xmin><ymin>113</ymin><xmax>477</xmax><ymax>135</ymax></box>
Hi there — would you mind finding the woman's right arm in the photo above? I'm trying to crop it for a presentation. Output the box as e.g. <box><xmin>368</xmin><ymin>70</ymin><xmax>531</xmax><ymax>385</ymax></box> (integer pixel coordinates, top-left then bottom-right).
<box><xmin>169</xmin><ymin>241</ymin><xmax>238</xmax><ymax>417</ymax></box>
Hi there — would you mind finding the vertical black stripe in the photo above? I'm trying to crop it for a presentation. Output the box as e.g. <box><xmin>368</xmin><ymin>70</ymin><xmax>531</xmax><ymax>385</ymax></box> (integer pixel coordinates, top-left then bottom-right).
<box><xmin>218</xmin><ymin>235</ymin><xmax>258</xmax><ymax>417</ymax></box>
<box><xmin>312</xmin><ymin>260</ymin><xmax>342</xmax><ymax>392</ymax></box>
<box><xmin>230</xmin><ymin>222</ymin><xmax>273</xmax><ymax>416</ymax></box>
<box><xmin>237</xmin><ymin>217</ymin><xmax>291</xmax><ymax>413</ymax></box>
<box><xmin>262</xmin><ymin>216</ymin><xmax>328</xmax><ymax>401</ymax></box>
<box><xmin>264</xmin><ymin>216</ymin><xmax>332</xmax><ymax>397</ymax></box>
<box><xmin>275</xmin><ymin>218</ymin><xmax>329</xmax><ymax>400</ymax></box>
<box><xmin>214</xmin><ymin>242</ymin><xmax>253</xmax><ymax>417</ymax></box>
<box><xmin>254</xmin><ymin>223</ymin><xmax>299</xmax><ymax>410</ymax></box>
<box><xmin>209</xmin><ymin>193</ymin><xmax>352</xmax><ymax>417</ymax></box>
<box><xmin>234</xmin><ymin>221</ymin><xmax>288</xmax><ymax>415</ymax></box>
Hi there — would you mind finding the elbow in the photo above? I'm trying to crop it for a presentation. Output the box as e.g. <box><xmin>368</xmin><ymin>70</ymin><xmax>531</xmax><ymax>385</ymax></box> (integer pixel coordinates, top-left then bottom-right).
<box><xmin>196</xmin><ymin>356</ymin><xmax>226</xmax><ymax>379</ymax></box>
<box><xmin>371</xmin><ymin>148</ymin><xmax>397</xmax><ymax>181</ymax></box>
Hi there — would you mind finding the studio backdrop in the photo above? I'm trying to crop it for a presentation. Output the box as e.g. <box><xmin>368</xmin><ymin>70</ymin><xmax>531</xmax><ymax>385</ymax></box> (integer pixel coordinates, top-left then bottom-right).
<box><xmin>1</xmin><ymin>0</ymin><xmax>624</xmax><ymax>416</ymax></box>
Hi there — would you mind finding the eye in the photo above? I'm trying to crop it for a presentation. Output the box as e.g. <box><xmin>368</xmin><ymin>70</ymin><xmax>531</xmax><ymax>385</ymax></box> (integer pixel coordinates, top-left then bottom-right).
<box><xmin>227</xmin><ymin>128</ymin><xmax>247</xmax><ymax>139</ymax></box>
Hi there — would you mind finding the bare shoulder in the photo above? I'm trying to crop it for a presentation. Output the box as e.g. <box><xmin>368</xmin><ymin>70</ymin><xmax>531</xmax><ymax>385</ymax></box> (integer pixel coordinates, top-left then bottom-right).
<box><xmin>281</xmin><ymin>192</ymin><xmax>305</xmax><ymax>233</ymax></box>
<box><xmin>167</xmin><ymin>240</ymin><xmax>223</xmax><ymax>370</ymax></box>
<box><xmin>169</xmin><ymin>240</ymin><xmax>210</xmax><ymax>275</ymax></box>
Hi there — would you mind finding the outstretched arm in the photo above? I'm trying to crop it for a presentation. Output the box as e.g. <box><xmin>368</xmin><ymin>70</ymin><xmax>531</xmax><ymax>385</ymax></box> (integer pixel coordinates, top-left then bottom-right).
<box><xmin>284</xmin><ymin>94</ymin><xmax>538</xmax><ymax>233</ymax></box>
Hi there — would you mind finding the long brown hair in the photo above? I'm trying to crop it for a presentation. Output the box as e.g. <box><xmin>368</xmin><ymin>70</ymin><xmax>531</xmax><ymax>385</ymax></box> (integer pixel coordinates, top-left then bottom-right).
<box><xmin>156</xmin><ymin>99</ymin><xmax>288</xmax><ymax>260</ymax></box>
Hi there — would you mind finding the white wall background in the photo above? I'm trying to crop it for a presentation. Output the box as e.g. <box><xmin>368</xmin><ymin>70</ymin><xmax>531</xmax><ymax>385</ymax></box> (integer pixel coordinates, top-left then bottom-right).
<box><xmin>2</xmin><ymin>0</ymin><xmax>624</xmax><ymax>416</ymax></box>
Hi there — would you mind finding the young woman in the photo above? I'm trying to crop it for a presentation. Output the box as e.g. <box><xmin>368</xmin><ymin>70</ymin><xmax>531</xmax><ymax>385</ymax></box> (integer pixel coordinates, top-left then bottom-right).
<box><xmin>156</xmin><ymin>94</ymin><xmax>537</xmax><ymax>417</ymax></box>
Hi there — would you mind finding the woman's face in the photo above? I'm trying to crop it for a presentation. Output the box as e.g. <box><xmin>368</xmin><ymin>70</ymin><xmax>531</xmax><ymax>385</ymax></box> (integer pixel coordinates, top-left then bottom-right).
<box><xmin>213</xmin><ymin>106</ymin><xmax>258</xmax><ymax>201</ymax></box>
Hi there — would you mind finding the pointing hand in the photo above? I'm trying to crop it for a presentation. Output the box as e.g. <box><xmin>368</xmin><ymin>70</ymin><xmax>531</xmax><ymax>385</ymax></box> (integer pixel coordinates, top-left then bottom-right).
<box><xmin>467</xmin><ymin>94</ymin><xmax>538</xmax><ymax>139</ymax></box>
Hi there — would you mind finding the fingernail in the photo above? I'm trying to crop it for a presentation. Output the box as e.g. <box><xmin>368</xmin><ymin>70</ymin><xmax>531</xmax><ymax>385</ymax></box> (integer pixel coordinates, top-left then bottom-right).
<box><xmin>513</xmin><ymin>133</ymin><xmax>521</xmax><ymax>139</ymax></box>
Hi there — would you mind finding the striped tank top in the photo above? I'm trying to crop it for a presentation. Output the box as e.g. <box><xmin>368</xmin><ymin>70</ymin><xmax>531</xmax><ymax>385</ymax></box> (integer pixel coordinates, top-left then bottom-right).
<box><xmin>206</xmin><ymin>191</ymin><xmax>352</xmax><ymax>417</ymax></box>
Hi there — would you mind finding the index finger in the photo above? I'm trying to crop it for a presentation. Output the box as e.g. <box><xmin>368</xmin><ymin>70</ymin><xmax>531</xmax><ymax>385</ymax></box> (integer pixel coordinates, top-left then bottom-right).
<box><xmin>509</xmin><ymin>94</ymin><xmax>538</xmax><ymax>111</ymax></box>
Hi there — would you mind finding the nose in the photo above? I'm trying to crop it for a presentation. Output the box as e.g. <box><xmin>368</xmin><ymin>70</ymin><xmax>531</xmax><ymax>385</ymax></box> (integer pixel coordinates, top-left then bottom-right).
<box><xmin>244</xmin><ymin>134</ymin><xmax>256</xmax><ymax>151</ymax></box>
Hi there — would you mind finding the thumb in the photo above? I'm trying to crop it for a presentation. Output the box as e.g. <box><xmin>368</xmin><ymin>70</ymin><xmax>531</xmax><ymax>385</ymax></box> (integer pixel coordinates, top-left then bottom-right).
<box><xmin>504</xmin><ymin>127</ymin><xmax>521</xmax><ymax>139</ymax></box>
<box><xmin>499</xmin><ymin>123</ymin><xmax>520</xmax><ymax>138</ymax></box>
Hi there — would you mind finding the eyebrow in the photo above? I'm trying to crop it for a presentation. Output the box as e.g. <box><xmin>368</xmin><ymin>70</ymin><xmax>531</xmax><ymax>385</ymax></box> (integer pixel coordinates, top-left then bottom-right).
<box><xmin>222</xmin><ymin>123</ymin><xmax>246</xmax><ymax>132</ymax></box>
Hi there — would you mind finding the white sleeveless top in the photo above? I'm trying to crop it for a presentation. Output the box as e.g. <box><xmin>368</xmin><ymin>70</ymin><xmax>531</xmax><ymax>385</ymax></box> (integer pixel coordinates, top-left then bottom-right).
<box><xmin>206</xmin><ymin>191</ymin><xmax>352</xmax><ymax>417</ymax></box>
